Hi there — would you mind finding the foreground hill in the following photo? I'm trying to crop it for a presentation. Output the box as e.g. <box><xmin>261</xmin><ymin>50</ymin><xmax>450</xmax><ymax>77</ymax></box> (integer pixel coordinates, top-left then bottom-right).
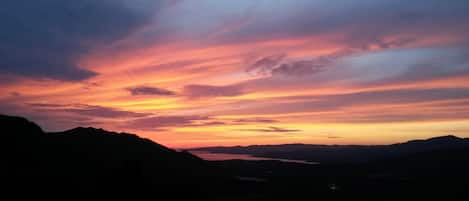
<box><xmin>0</xmin><ymin>114</ymin><xmax>221</xmax><ymax>200</ymax></box>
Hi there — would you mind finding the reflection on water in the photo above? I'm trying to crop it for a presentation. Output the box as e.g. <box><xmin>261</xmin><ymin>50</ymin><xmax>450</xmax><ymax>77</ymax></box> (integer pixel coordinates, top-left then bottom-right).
<box><xmin>189</xmin><ymin>151</ymin><xmax>319</xmax><ymax>165</ymax></box>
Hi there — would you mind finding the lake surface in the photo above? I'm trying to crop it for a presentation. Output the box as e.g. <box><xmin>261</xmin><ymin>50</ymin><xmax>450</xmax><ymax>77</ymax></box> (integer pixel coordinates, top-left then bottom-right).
<box><xmin>189</xmin><ymin>151</ymin><xmax>319</xmax><ymax>165</ymax></box>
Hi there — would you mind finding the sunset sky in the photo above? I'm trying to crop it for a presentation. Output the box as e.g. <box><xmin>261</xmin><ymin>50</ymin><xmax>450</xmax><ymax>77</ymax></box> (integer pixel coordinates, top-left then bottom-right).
<box><xmin>1</xmin><ymin>0</ymin><xmax>469</xmax><ymax>147</ymax></box>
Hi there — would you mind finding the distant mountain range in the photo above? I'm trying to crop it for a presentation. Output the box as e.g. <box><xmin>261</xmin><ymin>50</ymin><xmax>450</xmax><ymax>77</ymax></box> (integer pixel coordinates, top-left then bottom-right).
<box><xmin>192</xmin><ymin>135</ymin><xmax>469</xmax><ymax>200</ymax></box>
<box><xmin>190</xmin><ymin>135</ymin><xmax>469</xmax><ymax>164</ymax></box>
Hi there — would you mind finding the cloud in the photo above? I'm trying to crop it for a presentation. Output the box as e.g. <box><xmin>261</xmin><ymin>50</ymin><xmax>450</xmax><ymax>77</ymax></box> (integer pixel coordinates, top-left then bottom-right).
<box><xmin>193</xmin><ymin>121</ymin><xmax>226</xmax><ymax>126</ymax></box>
<box><xmin>28</xmin><ymin>103</ymin><xmax>65</xmax><ymax>108</ymax></box>
<box><xmin>296</xmin><ymin>88</ymin><xmax>469</xmax><ymax>112</ymax></box>
<box><xmin>127</xmin><ymin>86</ymin><xmax>176</xmax><ymax>96</ymax></box>
<box><xmin>236</xmin><ymin>126</ymin><xmax>301</xmax><ymax>133</ymax></box>
<box><xmin>9</xmin><ymin>92</ymin><xmax>21</xmax><ymax>97</ymax></box>
<box><xmin>233</xmin><ymin>118</ymin><xmax>278</xmax><ymax>124</ymax></box>
<box><xmin>124</xmin><ymin>115</ymin><xmax>209</xmax><ymax>131</ymax></box>
<box><xmin>183</xmin><ymin>84</ymin><xmax>244</xmax><ymax>98</ymax></box>
<box><xmin>215</xmin><ymin>87</ymin><xmax>469</xmax><ymax>123</ymax></box>
<box><xmin>325</xmin><ymin>135</ymin><xmax>342</xmax><ymax>139</ymax></box>
<box><xmin>247</xmin><ymin>50</ymin><xmax>353</xmax><ymax>77</ymax></box>
<box><xmin>361</xmin><ymin>49</ymin><xmax>469</xmax><ymax>86</ymax></box>
<box><xmin>63</xmin><ymin>105</ymin><xmax>151</xmax><ymax>118</ymax></box>
<box><xmin>215</xmin><ymin>0</ymin><xmax>469</xmax><ymax>47</ymax></box>
<box><xmin>247</xmin><ymin>54</ymin><xmax>286</xmax><ymax>75</ymax></box>
<box><xmin>271</xmin><ymin>60</ymin><xmax>328</xmax><ymax>76</ymax></box>
<box><xmin>29</xmin><ymin>103</ymin><xmax>151</xmax><ymax>118</ymax></box>
<box><xmin>365</xmin><ymin>37</ymin><xmax>417</xmax><ymax>50</ymax></box>
<box><xmin>0</xmin><ymin>0</ymin><xmax>164</xmax><ymax>81</ymax></box>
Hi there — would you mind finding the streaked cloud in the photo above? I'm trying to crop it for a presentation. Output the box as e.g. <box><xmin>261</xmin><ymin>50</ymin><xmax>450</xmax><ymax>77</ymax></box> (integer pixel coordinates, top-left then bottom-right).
<box><xmin>233</xmin><ymin>118</ymin><xmax>278</xmax><ymax>124</ymax></box>
<box><xmin>247</xmin><ymin>54</ymin><xmax>286</xmax><ymax>75</ymax></box>
<box><xmin>124</xmin><ymin>115</ymin><xmax>209</xmax><ymax>131</ymax></box>
<box><xmin>183</xmin><ymin>84</ymin><xmax>244</xmax><ymax>98</ymax></box>
<box><xmin>62</xmin><ymin>104</ymin><xmax>151</xmax><ymax>118</ymax></box>
<box><xmin>29</xmin><ymin>103</ymin><xmax>151</xmax><ymax>118</ymax></box>
<box><xmin>128</xmin><ymin>86</ymin><xmax>176</xmax><ymax>96</ymax></box>
<box><xmin>236</xmin><ymin>126</ymin><xmax>301</xmax><ymax>133</ymax></box>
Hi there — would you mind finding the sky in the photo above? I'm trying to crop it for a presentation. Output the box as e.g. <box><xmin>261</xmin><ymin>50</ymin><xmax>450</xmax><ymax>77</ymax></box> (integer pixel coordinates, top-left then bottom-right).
<box><xmin>1</xmin><ymin>0</ymin><xmax>469</xmax><ymax>148</ymax></box>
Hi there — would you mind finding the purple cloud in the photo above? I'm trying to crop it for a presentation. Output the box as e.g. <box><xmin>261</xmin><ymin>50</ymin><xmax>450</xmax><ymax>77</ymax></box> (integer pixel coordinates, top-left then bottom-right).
<box><xmin>247</xmin><ymin>54</ymin><xmax>286</xmax><ymax>75</ymax></box>
<box><xmin>125</xmin><ymin>115</ymin><xmax>209</xmax><ymax>131</ymax></box>
<box><xmin>29</xmin><ymin>103</ymin><xmax>151</xmax><ymax>118</ymax></box>
<box><xmin>28</xmin><ymin>103</ymin><xmax>66</xmax><ymax>108</ymax></box>
<box><xmin>183</xmin><ymin>84</ymin><xmax>244</xmax><ymax>98</ymax></box>
<box><xmin>63</xmin><ymin>105</ymin><xmax>151</xmax><ymax>118</ymax></box>
<box><xmin>247</xmin><ymin>50</ymin><xmax>354</xmax><ymax>77</ymax></box>
<box><xmin>233</xmin><ymin>118</ymin><xmax>278</xmax><ymax>124</ymax></box>
<box><xmin>272</xmin><ymin>60</ymin><xmax>328</xmax><ymax>76</ymax></box>
<box><xmin>128</xmin><ymin>86</ymin><xmax>175</xmax><ymax>96</ymax></box>
<box><xmin>235</xmin><ymin>126</ymin><xmax>301</xmax><ymax>133</ymax></box>
<box><xmin>0</xmin><ymin>0</ymin><xmax>167</xmax><ymax>81</ymax></box>
<box><xmin>9</xmin><ymin>92</ymin><xmax>21</xmax><ymax>97</ymax></box>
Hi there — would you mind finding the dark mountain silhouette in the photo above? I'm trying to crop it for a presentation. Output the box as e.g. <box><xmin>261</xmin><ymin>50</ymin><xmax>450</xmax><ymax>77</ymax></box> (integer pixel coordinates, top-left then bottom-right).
<box><xmin>0</xmin><ymin>114</ymin><xmax>223</xmax><ymax>200</ymax></box>
<box><xmin>191</xmin><ymin>135</ymin><xmax>469</xmax><ymax>164</ymax></box>
<box><xmin>2</xmin><ymin>114</ymin><xmax>469</xmax><ymax>200</ymax></box>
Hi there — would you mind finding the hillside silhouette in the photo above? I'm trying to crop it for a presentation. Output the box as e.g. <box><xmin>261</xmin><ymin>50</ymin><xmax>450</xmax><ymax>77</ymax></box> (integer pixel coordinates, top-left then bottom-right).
<box><xmin>2</xmin><ymin>114</ymin><xmax>469</xmax><ymax>201</ymax></box>
<box><xmin>0</xmin><ymin>114</ymin><xmax>223</xmax><ymax>200</ymax></box>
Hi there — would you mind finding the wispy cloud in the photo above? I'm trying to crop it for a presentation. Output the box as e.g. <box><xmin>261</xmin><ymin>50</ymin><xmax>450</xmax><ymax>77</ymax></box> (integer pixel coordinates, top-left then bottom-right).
<box><xmin>247</xmin><ymin>54</ymin><xmax>286</xmax><ymax>75</ymax></box>
<box><xmin>232</xmin><ymin>118</ymin><xmax>278</xmax><ymax>124</ymax></box>
<box><xmin>29</xmin><ymin>103</ymin><xmax>151</xmax><ymax>119</ymax></box>
<box><xmin>236</xmin><ymin>126</ymin><xmax>301</xmax><ymax>133</ymax></box>
<box><xmin>183</xmin><ymin>84</ymin><xmax>244</xmax><ymax>98</ymax></box>
<box><xmin>127</xmin><ymin>86</ymin><xmax>176</xmax><ymax>96</ymax></box>
<box><xmin>124</xmin><ymin>115</ymin><xmax>209</xmax><ymax>131</ymax></box>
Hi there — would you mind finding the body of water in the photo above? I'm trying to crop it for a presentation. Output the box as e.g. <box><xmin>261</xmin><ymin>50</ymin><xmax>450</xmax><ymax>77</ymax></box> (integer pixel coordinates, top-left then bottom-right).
<box><xmin>189</xmin><ymin>151</ymin><xmax>319</xmax><ymax>165</ymax></box>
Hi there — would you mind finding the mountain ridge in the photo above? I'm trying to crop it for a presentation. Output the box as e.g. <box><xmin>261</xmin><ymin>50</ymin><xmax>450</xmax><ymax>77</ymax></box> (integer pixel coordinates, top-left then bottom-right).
<box><xmin>191</xmin><ymin>135</ymin><xmax>466</xmax><ymax>150</ymax></box>
<box><xmin>0</xmin><ymin>114</ymin><xmax>220</xmax><ymax>200</ymax></box>
<box><xmin>191</xmin><ymin>134</ymin><xmax>469</xmax><ymax>164</ymax></box>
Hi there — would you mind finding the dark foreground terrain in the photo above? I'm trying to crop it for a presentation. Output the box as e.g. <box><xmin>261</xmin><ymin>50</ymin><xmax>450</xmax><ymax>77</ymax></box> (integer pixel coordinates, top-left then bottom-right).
<box><xmin>0</xmin><ymin>114</ymin><xmax>228</xmax><ymax>200</ymax></box>
<box><xmin>2</xmin><ymin>114</ymin><xmax>469</xmax><ymax>200</ymax></box>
